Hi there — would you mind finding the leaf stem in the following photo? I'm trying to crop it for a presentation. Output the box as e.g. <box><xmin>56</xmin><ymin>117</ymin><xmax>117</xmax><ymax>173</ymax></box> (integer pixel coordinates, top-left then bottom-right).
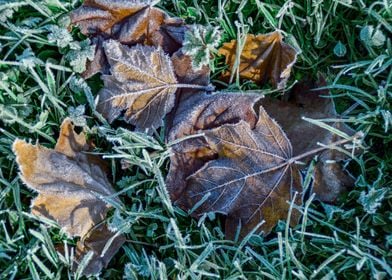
<box><xmin>106</xmin><ymin>83</ymin><xmax>215</xmax><ymax>103</ymax></box>
<box><xmin>176</xmin><ymin>83</ymin><xmax>215</xmax><ymax>92</ymax></box>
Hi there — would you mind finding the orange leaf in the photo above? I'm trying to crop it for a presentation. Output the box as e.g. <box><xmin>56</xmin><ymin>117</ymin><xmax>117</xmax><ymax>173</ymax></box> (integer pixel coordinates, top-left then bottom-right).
<box><xmin>219</xmin><ymin>31</ymin><xmax>298</xmax><ymax>89</ymax></box>
<box><xmin>13</xmin><ymin>118</ymin><xmax>124</xmax><ymax>276</ymax></box>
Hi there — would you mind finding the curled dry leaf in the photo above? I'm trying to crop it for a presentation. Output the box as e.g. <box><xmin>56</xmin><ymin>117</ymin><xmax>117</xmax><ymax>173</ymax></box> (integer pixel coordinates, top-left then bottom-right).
<box><xmin>70</xmin><ymin>0</ymin><xmax>186</xmax><ymax>78</ymax></box>
<box><xmin>219</xmin><ymin>31</ymin><xmax>297</xmax><ymax>89</ymax></box>
<box><xmin>75</xmin><ymin>223</ymin><xmax>124</xmax><ymax>276</ymax></box>
<box><xmin>166</xmin><ymin>92</ymin><xmax>261</xmax><ymax>203</ymax></box>
<box><xmin>13</xmin><ymin>118</ymin><xmax>125</xmax><ymax>276</ymax></box>
<box><xmin>261</xmin><ymin>77</ymin><xmax>355</xmax><ymax>202</ymax></box>
<box><xmin>176</xmin><ymin>107</ymin><xmax>303</xmax><ymax>239</ymax></box>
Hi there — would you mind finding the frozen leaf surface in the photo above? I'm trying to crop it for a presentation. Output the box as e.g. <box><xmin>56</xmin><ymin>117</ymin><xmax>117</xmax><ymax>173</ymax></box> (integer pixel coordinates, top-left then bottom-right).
<box><xmin>166</xmin><ymin>92</ymin><xmax>261</xmax><ymax>201</ymax></box>
<box><xmin>176</xmin><ymin>107</ymin><xmax>303</xmax><ymax>238</ymax></box>
<box><xmin>81</xmin><ymin>36</ymin><xmax>111</xmax><ymax>78</ymax></box>
<box><xmin>13</xmin><ymin>118</ymin><xmax>124</xmax><ymax>276</ymax></box>
<box><xmin>69</xmin><ymin>0</ymin><xmax>157</xmax><ymax>36</ymax></box>
<box><xmin>170</xmin><ymin>50</ymin><xmax>211</xmax><ymax>102</ymax></box>
<box><xmin>219</xmin><ymin>31</ymin><xmax>297</xmax><ymax>88</ymax></box>
<box><xmin>75</xmin><ymin>223</ymin><xmax>125</xmax><ymax>275</ymax></box>
<box><xmin>261</xmin><ymin>77</ymin><xmax>355</xmax><ymax>202</ymax></box>
<box><xmin>70</xmin><ymin>0</ymin><xmax>186</xmax><ymax>77</ymax></box>
<box><xmin>164</xmin><ymin>50</ymin><xmax>212</xmax><ymax>136</ymax></box>
<box><xmin>171</xmin><ymin>50</ymin><xmax>211</xmax><ymax>87</ymax></box>
<box><xmin>97</xmin><ymin>40</ymin><xmax>179</xmax><ymax>131</ymax></box>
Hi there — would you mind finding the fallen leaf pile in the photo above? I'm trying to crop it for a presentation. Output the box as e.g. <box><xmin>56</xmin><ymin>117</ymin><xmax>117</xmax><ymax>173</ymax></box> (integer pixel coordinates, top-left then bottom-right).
<box><xmin>12</xmin><ymin>0</ymin><xmax>362</xmax><ymax>275</ymax></box>
<box><xmin>70</xmin><ymin>0</ymin><xmax>187</xmax><ymax>78</ymax></box>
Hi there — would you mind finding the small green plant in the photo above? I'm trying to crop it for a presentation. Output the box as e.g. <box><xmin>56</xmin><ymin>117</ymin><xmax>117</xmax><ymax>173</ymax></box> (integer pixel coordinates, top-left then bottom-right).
<box><xmin>182</xmin><ymin>24</ymin><xmax>222</xmax><ymax>70</ymax></box>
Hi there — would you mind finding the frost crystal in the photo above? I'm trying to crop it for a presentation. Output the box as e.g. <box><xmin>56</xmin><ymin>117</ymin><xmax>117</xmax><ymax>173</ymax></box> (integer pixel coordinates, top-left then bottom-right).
<box><xmin>359</xmin><ymin>187</ymin><xmax>387</xmax><ymax>214</ymax></box>
<box><xmin>360</xmin><ymin>25</ymin><xmax>386</xmax><ymax>47</ymax></box>
<box><xmin>16</xmin><ymin>49</ymin><xmax>43</xmax><ymax>69</ymax></box>
<box><xmin>47</xmin><ymin>25</ymin><xmax>73</xmax><ymax>49</ymax></box>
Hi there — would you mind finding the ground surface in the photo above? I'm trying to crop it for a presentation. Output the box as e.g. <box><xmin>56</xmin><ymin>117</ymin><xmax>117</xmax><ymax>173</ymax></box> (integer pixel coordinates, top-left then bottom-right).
<box><xmin>0</xmin><ymin>0</ymin><xmax>391</xmax><ymax>279</ymax></box>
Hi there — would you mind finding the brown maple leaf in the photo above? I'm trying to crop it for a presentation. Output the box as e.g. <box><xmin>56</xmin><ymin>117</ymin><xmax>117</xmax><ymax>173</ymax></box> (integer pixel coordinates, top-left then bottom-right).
<box><xmin>169</xmin><ymin>100</ymin><xmax>360</xmax><ymax>238</ymax></box>
<box><xmin>97</xmin><ymin>40</ymin><xmax>178</xmax><ymax>129</ymax></box>
<box><xmin>218</xmin><ymin>31</ymin><xmax>298</xmax><ymax>89</ymax></box>
<box><xmin>176</xmin><ymin>106</ymin><xmax>303</xmax><ymax>238</ymax></box>
<box><xmin>70</xmin><ymin>0</ymin><xmax>186</xmax><ymax>78</ymax></box>
<box><xmin>13</xmin><ymin>118</ymin><xmax>125</xmax><ymax>276</ymax></box>
<box><xmin>69</xmin><ymin>0</ymin><xmax>153</xmax><ymax>36</ymax></box>
<box><xmin>261</xmin><ymin>76</ymin><xmax>356</xmax><ymax>202</ymax></box>
<box><xmin>97</xmin><ymin>41</ymin><xmax>212</xmax><ymax>131</ymax></box>
<box><xmin>166</xmin><ymin>92</ymin><xmax>261</xmax><ymax>202</ymax></box>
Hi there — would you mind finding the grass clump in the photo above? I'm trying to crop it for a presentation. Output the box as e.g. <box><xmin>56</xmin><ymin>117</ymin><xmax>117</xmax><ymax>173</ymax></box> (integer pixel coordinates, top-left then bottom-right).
<box><xmin>1</xmin><ymin>0</ymin><xmax>391</xmax><ymax>279</ymax></box>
